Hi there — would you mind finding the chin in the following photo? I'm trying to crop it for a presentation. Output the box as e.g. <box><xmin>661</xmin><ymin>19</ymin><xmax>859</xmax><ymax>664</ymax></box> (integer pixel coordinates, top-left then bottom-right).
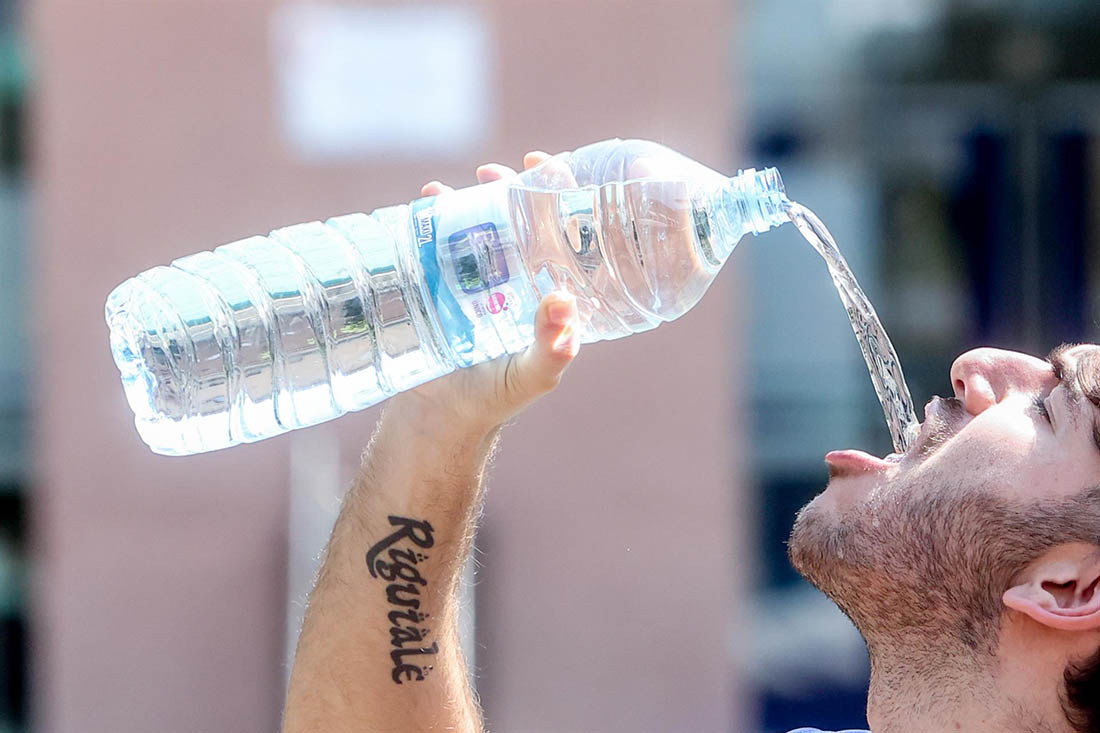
<box><xmin>787</xmin><ymin>493</ymin><xmax>876</xmax><ymax>626</ymax></box>
<box><xmin>787</xmin><ymin>498</ymin><xmax>835</xmax><ymax>588</ymax></box>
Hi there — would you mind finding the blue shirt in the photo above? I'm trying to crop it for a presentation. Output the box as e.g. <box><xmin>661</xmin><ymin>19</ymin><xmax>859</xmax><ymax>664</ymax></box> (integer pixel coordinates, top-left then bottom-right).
<box><xmin>788</xmin><ymin>729</ymin><xmax>870</xmax><ymax>733</ymax></box>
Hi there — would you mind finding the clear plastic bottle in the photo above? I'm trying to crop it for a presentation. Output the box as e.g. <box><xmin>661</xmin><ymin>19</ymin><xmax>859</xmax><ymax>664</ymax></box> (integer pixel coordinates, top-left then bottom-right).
<box><xmin>106</xmin><ymin>139</ymin><xmax>789</xmax><ymax>455</ymax></box>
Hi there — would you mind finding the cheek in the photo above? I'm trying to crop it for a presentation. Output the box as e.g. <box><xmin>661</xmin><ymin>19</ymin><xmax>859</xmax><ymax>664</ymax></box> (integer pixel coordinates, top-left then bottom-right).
<box><xmin>920</xmin><ymin>415</ymin><xmax>1043</xmax><ymax>486</ymax></box>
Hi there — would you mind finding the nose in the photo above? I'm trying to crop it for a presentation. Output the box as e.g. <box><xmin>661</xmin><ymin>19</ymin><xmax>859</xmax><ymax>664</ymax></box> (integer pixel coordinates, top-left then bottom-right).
<box><xmin>950</xmin><ymin>347</ymin><xmax>1055</xmax><ymax>415</ymax></box>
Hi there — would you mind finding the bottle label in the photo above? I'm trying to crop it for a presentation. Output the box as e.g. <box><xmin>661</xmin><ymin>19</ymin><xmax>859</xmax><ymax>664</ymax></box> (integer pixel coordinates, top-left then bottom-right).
<box><xmin>410</xmin><ymin>187</ymin><xmax>537</xmax><ymax>366</ymax></box>
<box><xmin>411</xmin><ymin>196</ymin><xmax>477</xmax><ymax>366</ymax></box>
<box><xmin>448</xmin><ymin>222</ymin><xmax>509</xmax><ymax>293</ymax></box>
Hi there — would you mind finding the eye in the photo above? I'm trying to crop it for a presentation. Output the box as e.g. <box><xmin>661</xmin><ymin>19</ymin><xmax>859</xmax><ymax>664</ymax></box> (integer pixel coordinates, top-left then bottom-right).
<box><xmin>1033</xmin><ymin>394</ymin><xmax>1052</xmax><ymax>425</ymax></box>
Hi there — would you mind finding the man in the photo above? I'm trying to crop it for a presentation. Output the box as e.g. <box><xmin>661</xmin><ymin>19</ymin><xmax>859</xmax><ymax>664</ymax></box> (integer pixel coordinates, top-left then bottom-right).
<box><xmin>282</xmin><ymin>155</ymin><xmax>1100</xmax><ymax>733</ymax></box>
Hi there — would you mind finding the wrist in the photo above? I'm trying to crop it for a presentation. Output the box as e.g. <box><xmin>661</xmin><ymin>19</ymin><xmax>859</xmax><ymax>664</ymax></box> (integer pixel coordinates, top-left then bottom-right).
<box><xmin>349</xmin><ymin>397</ymin><xmax>501</xmax><ymax>525</ymax></box>
<box><xmin>383</xmin><ymin>392</ymin><xmax>503</xmax><ymax>447</ymax></box>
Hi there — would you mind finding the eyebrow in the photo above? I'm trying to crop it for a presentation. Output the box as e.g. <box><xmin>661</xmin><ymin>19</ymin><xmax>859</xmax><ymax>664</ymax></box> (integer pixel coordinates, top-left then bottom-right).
<box><xmin>1047</xmin><ymin>344</ymin><xmax>1077</xmax><ymax>392</ymax></box>
<box><xmin>1045</xmin><ymin>343</ymin><xmax>1100</xmax><ymax>453</ymax></box>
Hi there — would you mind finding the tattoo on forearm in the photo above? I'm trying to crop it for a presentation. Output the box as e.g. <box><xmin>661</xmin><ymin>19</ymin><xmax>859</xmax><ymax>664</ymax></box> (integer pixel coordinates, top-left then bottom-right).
<box><xmin>366</xmin><ymin>516</ymin><xmax>439</xmax><ymax>684</ymax></box>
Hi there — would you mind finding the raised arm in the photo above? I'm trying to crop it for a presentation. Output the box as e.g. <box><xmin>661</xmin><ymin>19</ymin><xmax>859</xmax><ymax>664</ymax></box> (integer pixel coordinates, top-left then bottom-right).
<box><xmin>283</xmin><ymin>156</ymin><xmax>577</xmax><ymax>732</ymax></box>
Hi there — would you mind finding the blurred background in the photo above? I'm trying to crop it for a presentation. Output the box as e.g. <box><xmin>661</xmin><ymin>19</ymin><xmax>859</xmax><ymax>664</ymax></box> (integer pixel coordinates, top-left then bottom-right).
<box><xmin>0</xmin><ymin>0</ymin><xmax>1096</xmax><ymax>731</ymax></box>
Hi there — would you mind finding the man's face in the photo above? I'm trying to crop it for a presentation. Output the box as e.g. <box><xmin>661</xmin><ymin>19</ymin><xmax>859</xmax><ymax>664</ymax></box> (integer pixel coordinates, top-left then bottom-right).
<box><xmin>789</xmin><ymin>344</ymin><xmax>1100</xmax><ymax>648</ymax></box>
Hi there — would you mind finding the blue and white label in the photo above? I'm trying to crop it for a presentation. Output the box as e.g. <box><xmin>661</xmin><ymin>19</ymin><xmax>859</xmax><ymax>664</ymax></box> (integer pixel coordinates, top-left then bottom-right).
<box><xmin>412</xmin><ymin>183</ymin><xmax>539</xmax><ymax>366</ymax></box>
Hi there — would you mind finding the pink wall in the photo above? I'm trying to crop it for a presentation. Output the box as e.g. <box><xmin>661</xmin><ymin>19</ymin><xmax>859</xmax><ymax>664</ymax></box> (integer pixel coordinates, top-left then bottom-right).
<box><xmin>31</xmin><ymin>1</ymin><xmax>749</xmax><ymax>730</ymax></box>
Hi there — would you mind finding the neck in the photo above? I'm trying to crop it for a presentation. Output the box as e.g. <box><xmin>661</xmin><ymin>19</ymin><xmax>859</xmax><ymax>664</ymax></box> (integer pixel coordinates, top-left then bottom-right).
<box><xmin>864</xmin><ymin>634</ymin><xmax>1071</xmax><ymax>733</ymax></box>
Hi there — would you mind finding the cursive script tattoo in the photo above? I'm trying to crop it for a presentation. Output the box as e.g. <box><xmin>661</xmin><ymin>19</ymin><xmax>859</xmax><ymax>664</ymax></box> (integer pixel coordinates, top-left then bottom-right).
<box><xmin>366</xmin><ymin>516</ymin><xmax>438</xmax><ymax>684</ymax></box>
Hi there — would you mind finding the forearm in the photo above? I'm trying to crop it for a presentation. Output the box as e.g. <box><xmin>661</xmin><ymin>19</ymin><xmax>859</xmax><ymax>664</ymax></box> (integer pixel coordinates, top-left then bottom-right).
<box><xmin>283</xmin><ymin>397</ymin><xmax>499</xmax><ymax>733</ymax></box>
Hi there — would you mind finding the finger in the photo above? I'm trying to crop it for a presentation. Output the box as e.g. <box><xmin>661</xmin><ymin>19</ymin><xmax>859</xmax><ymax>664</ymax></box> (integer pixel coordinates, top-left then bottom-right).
<box><xmin>421</xmin><ymin>180</ymin><xmax>454</xmax><ymax>197</ymax></box>
<box><xmin>475</xmin><ymin>163</ymin><xmax>518</xmax><ymax>184</ymax></box>
<box><xmin>523</xmin><ymin>150</ymin><xmax>551</xmax><ymax>170</ymax></box>
<box><xmin>510</xmin><ymin>292</ymin><xmax>580</xmax><ymax>396</ymax></box>
<box><xmin>527</xmin><ymin>156</ymin><xmax>578</xmax><ymax>190</ymax></box>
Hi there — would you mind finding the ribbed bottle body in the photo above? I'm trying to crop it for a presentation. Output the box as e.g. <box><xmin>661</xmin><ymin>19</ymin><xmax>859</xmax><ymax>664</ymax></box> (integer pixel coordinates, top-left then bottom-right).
<box><xmin>106</xmin><ymin>212</ymin><xmax>451</xmax><ymax>454</ymax></box>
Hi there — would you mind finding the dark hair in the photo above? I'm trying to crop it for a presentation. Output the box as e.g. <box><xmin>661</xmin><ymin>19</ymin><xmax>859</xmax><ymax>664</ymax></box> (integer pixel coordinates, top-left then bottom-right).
<box><xmin>1064</xmin><ymin>647</ymin><xmax>1100</xmax><ymax>733</ymax></box>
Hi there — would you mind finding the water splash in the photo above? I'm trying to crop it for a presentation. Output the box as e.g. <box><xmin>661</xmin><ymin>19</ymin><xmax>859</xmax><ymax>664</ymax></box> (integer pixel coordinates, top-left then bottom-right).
<box><xmin>785</xmin><ymin>202</ymin><xmax>920</xmax><ymax>454</ymax></box>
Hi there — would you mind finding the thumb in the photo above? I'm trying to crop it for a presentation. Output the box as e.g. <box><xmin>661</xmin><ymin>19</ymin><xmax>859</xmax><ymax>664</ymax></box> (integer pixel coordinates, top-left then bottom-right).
<box><xmin>508</xmin><ymin>291</ymin><xmax>580</xmax><ymax>398</ymax></box>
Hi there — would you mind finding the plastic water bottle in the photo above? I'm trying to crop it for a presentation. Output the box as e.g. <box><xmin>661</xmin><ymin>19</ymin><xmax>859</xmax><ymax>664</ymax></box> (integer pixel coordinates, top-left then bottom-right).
<box><xmin>106</xmin><ymin>138</ymin><xmax>789</xmax><ymax>455</ymax></box>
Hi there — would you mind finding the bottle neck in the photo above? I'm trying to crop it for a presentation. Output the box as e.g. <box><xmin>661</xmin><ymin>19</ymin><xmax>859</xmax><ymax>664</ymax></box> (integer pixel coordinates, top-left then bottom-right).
<box><xmin>729</xmin><ymin>166</ymin><xmax>789</xmax><ymax>234</ymax></box>
<box><xmin>694</xmin><ymin>166</ymin><xmax>789</xmax><ymax>264</ymax></box>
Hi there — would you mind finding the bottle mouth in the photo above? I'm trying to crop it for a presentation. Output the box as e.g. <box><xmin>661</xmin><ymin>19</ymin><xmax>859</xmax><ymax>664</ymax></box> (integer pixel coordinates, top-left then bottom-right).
<box><xmin>729</xmin><ymin>166</ymin><xmax>789</xmax><ymax>234</ymax></box>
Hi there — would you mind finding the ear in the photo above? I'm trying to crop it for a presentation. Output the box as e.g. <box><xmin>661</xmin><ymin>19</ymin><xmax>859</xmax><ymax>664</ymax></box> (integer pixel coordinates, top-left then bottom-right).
<box><xmin>1003</xmin><ymin>543</ymin><xmax>1100</xmax><ymax>632</ymax></box>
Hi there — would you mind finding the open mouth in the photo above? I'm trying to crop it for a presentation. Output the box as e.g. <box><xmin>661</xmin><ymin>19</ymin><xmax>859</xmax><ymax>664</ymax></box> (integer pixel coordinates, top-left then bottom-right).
<box><xmin>825</xmin><ymin>396</ymin><xmax>968</xmax><ymax>477</ymax></box>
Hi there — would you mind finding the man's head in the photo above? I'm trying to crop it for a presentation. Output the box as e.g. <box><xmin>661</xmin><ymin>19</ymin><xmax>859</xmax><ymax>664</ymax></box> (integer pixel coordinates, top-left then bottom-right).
<box><xmin>789</xmin><ymin>345</ymin><xmax>1100</xmax><ymax>732</ymax></box>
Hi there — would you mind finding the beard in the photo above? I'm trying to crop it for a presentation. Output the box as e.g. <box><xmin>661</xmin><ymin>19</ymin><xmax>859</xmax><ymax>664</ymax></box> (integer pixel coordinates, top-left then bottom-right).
<box><xmin>789</xmin><ymin>475</ymin><xmax>1003</xmax><ymax>655</ymax></box>
<box><xmin>789</xmin><ymin>458</ymin><xmax>1099</xmax><ymax>658</ymax></box>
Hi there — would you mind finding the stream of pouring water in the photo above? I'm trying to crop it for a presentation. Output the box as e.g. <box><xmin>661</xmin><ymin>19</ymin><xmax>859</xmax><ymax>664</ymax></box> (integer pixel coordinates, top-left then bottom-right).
<box><xmin>785</xmin><ymin>202</ymin><xmax>921</xmax><ymax>455</ymax></box>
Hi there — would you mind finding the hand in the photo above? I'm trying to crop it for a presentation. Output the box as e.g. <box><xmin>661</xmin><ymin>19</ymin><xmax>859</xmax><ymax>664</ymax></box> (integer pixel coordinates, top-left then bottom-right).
<box><xmin>385</xmin><ymin>152</ymin><xmax>582</xmax><ymax>437</ymax></box>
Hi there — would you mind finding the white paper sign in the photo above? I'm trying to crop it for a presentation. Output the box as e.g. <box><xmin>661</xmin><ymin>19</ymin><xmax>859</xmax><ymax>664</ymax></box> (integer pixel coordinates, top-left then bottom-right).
<box><xmin>272</xmin><ymin>3</ymin><xmax>492</xmax><ymax>160</ymax></box>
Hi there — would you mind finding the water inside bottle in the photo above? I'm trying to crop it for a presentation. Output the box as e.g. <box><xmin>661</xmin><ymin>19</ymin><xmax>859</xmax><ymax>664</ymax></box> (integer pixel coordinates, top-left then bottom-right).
<box><xmin>785</xmin><ymin>202</ymin><xmax>920</xmax><ymax>454</ymax></box>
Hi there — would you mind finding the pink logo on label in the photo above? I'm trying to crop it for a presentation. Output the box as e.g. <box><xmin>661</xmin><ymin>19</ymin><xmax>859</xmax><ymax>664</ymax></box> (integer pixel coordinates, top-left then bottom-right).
<box><xmin>487</xmin><ymin>292</ymin><xmax>508</xmax><ymax>314</ymax></box>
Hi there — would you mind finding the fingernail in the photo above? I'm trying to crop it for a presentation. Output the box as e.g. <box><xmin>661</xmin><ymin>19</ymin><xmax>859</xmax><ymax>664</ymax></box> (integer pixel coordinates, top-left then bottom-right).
<box><xmin>547</xmin><ymin>295</ymin><xmax>576</xmax><ymax>326</ymax></box>
<box><xmin>552</xmin><ymin>325</ymin><xmax>577</xmax><ymax>354</ymax></box>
